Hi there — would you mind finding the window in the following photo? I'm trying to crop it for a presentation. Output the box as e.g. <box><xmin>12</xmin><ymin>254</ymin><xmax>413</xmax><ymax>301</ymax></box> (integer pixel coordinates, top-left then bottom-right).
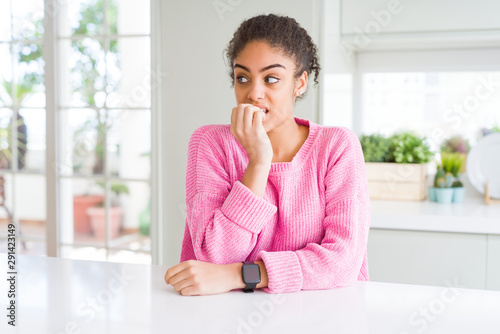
<box><xmin>57</xmin><ymin>0</ymin><xmax>152</xmax><ymax>264</ymax></box>
<box><xmin>0</xmin><ymin>0</ymin><xmax>155</xmax><ymax>264</ymax></box>
<box><xmin>0</xmin><ymin>0</ymin><xmax>47</xmax><ymax>255</ymax></box>
<box><xmin>361</xmin><ymin>71</ymin><xmax>500</xmax><ymax>152</ymax></box>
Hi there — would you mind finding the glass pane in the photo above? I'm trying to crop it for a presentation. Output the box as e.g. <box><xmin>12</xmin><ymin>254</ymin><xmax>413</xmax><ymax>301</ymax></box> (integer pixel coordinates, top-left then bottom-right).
<box><xmin>60</xmin><ymin>177</ymin><xmax>105</xmax><ymax>245</ymax></box>
<box><xmin>0</xmin><ymin>1</ymin><xmax>11</xmax><ymax>41</ymax></box>
<box><xmin>0</xmin><ymin>109</ymin><xmax>13</xmax><ymax>170</ymax></box>
<box><xmin>59</xmin><ymin>0</ymin><xmax>106</xmax><ymax>37</ymax></box>
<box><xmin>106</xmin><ymin>37</ymin><xmax>151</xmax><ymax>108</ymax></box>
<box><xmin>15</xmin><ymin>42</ymin><xmax>45</xmax><ymax>108</ymax></box>
<box><xmin>11</xmin><ymin>42</ymin><xmax>45</xmax><ymax>109</ymax></box>
<box><xmin>362</xmin><ymin>72</ymin><xmax>500</xmax><ymax>151</ymax></box>
<box><xmin>108</xmin><ymin>180</ymin><xmax>150</xmax><ymax>243</ymax></box>
<box><xmin>108</xmin><ymin>250</ymin><xmax>151</xmax><ymax>264</ymax></box>
<box><xmin>115</xmin><ymin>0</ymin><xmax>150</xmax><ymax>35</ymax></box>
<box><xmin>0</xmin><ymin>43</ymin><xmax>13</xmax><ymax>108</ymax></box>
<box><xmin>60</xmin><ymin>108</ymin><xmax>105</xmax><ymax>176</ymax></box>
<box><xmin>107</xmin><ymin>110</ymin><xmax>150</xmax><ymax>179</ymax></box>
<box><xmin>61</xmin><ymin>245</ymin><xmax>107</xmax><ymax>261</ymax></box>
<box><xmin>17</xmin><ymin>174</ymin><xmax>46</xmax><ymax>238</ymax></box>
<box><xmin>61</xmin><ymin>179</ymin><xmax>149</xmax><ymax>245</ymax></box>
<box><xmin>11</xmin><ymin>0</ymin><xmax>44</xmax><ymax>41</ymax></box>
<box><xmin>60</xmin><ymin>38</ymin><xmax>106</xmax><ymax>108</ymax></box>
<box><xmin>19</xmin><ymin>108</ymin><xmax>45</xmax><ymax>172</ymax></box>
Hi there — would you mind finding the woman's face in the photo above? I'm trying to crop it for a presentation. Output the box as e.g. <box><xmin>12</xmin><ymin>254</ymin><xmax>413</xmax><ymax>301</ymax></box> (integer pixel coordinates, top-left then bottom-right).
<box><xmin>233</xmin><ymin>40</ymin><xmax>307</xmax><ymax>133</ymax></box>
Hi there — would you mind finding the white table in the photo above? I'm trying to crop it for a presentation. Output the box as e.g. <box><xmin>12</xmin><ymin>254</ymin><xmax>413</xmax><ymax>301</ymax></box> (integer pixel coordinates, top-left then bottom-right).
<box><xmin>1</xmin><ymin>254</ymin><xmax>500</xmax><ymax>334</ymax></box>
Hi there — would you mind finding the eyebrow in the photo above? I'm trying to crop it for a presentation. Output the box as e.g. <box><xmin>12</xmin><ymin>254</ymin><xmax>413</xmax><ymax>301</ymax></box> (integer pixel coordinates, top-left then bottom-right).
<box><xmin>234</xmin><ymin>63</ymin><xmax>286</xmax><ymax>72</ymax></box>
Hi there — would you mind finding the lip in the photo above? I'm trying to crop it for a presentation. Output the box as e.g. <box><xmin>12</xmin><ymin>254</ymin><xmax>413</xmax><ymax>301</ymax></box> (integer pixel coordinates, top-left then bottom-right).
<box><xmin>252</xmin><ymin>104</ymin><xmax>269</xmax><ymax>113</ymax></box>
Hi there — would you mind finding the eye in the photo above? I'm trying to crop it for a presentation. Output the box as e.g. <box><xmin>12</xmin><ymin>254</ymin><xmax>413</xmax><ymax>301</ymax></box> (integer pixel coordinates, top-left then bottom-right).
<box><xmin>265</xmin><ymin>76</ymin><xmax>279</xmax><ymax>84</ymax></box>
<box><xmin>236</xmin><ymin>76</ymin><xmax>248</xmax><ymax>84</ymax></box>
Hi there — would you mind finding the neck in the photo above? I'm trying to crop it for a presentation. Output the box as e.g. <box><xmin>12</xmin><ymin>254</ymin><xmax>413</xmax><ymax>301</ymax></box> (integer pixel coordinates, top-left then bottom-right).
<box><xmin>267</xmin><ymin>117</ymin><xmax>308</xmax><ymax>162</ymax></box>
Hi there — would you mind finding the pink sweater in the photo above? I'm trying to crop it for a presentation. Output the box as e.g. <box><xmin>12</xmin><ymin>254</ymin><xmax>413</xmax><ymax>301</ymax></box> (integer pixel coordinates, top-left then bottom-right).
<box><xmin>180</xmin><ymin>117</ymin><xmax>370</xmax><ymax>294</ymax></box>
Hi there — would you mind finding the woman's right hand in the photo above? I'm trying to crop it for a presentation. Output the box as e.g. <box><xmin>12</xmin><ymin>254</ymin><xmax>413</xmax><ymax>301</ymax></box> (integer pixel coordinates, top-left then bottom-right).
<box><xmin>230</xmin><ymin>104</ymin><xmax>273</xmax><ymax>165</ymax></box>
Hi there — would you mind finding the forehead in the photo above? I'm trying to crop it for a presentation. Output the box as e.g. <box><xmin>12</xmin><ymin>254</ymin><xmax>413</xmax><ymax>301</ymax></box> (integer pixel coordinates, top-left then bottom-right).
<box><xmin>234</xmin><ymin>40</ymin><xmax>296</xmax><ymax>71</ymax></box>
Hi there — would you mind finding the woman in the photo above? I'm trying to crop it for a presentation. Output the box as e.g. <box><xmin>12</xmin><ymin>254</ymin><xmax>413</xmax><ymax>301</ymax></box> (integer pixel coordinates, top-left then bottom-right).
<box><xmin>164</xmin><ymin>14</ymin><xmax>370</xmax><ymax>296</ymax></box>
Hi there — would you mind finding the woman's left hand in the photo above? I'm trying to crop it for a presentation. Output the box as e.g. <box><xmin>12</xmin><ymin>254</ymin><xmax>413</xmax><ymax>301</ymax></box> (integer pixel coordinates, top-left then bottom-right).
<box><xmin>164</xmin><ymin>260</ymin><xmax>242</xmax><ymax>296</ymax></box>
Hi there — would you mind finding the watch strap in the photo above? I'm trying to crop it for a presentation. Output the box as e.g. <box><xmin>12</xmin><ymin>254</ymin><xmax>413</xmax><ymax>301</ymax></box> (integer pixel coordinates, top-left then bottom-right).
<box><xmin>241</xmin><ymin>261</ymin><xmax>259</xmax><ymax>293</ymax></box>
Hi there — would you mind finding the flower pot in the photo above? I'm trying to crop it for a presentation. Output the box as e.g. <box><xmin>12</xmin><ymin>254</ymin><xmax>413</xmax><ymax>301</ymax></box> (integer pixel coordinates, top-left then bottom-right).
<box><xmin>435</xmin><ymin>188</ymin><xmax>454</xmax><ymax>204</ymax></box>
<box><xmin>445</xmin><ymin>174</ymin><xmax>454</xmax><ymax>188</ymax></box>
<box><xmin>365</xmin><ymin>162</ymin><xmax>428</xmax><ymax>201</ymax></box>
<box><xmin>428</xmin><ymin>187</ymin><xmax>437</xmax><ymax>202</ymax></box>
<box><xmin>452</xmin><ymin>187</ymin><xmax>466</xmax><ymax>203</ymax></box>
<box><xmin>73</xmin><ymin>195</ymin><xmax>104</xmax><ymax>234</ymax></box>
<box><xmin>87</xmin><ymin>206</ymin><xmax>123</xmax><ymax>239</ymax></box>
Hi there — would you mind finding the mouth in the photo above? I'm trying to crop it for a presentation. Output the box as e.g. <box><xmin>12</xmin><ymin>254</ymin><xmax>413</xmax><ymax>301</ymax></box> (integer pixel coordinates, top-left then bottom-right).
<box><xmin>254</xmin><ymin>105</ymin><xmax>269</xmax><ymax>114</ymax></box>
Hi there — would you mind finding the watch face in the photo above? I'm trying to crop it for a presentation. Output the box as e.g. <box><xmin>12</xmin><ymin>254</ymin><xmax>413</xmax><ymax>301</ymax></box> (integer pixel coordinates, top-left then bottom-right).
<box><xmin>242</xmin><ymin>264</ymin><xmax>261</xmax><ymax>284</ymax></box>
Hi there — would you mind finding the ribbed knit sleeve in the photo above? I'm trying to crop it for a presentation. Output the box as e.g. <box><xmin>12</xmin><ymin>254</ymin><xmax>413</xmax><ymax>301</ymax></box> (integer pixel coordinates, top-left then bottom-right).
<box><xmin>183</xmin><ymin>125</ymin><xmax>277</xmax><ymax>264</ymax></box>
<box><xmin>256</xmin><ymin>128</ymin><xmax>370</xmax><ymax>293</ymax></box>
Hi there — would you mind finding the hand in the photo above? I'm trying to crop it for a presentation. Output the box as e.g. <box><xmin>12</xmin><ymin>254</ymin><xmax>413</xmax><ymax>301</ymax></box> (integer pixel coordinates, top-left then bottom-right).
<box><xmin>164</xmin><ymin>260</ymin><xmax>243</xmax><ymax>296</ymax></box>
<box><xmin>230</xmin><ymin>104</ymin><xmax>273</xmax><ymax>165</ymax></box>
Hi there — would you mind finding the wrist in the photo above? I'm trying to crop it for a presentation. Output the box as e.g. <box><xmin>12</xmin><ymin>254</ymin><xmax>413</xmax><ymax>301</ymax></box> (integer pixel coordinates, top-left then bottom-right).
<box><xmin>227</xmin><ymin>262</ymin><xmax>246</xmax><ymax>290</ymax></box>
<box><xmin>247</xmin><ymin>159</ymin><xmax>271</xmax><ymax>169</ymax></box>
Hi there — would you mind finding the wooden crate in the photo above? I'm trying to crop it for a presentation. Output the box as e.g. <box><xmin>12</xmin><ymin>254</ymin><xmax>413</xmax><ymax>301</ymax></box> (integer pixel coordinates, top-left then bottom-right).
<box><xmin>365</xmin><ymin>162</ymin><xmax>428</xmax><ymax>201</ymax></box>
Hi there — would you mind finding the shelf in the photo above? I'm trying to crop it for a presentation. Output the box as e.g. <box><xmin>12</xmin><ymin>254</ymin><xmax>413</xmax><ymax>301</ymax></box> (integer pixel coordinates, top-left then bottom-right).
<box><xmin>370</xmin><ymin>197</ymin><xmax>500</xmax><ymax>235</ymax></box>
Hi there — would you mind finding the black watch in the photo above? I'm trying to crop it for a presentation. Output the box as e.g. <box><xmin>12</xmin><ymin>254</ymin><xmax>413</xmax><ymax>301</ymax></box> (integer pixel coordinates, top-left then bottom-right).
<box><xmin>241</xmin><ymin>261</ymin><xmax>261</xmax><ymax>293</ymax></box>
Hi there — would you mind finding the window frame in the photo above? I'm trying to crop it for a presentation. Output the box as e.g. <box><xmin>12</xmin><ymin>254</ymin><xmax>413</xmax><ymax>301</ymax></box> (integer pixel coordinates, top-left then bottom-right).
<box><xmin>42</xmin><ymin>0</ymin><xmax>162</xmax><ymax>263</ymax></box>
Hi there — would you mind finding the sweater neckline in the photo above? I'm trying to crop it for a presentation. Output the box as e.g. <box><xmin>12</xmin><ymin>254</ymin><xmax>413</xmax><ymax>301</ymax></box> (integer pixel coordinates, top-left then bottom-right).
<box><xmin>269</xmin><ymin>117</ymin><xmax>318</xmax><ymax>174</ymax></box>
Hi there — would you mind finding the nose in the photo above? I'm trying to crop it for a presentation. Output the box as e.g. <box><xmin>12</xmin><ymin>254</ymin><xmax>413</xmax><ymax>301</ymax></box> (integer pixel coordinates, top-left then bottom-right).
<box><xmin>247</xmin><ymin>81</ymin><xmax>265</xmax><ymax>101</ymax></box>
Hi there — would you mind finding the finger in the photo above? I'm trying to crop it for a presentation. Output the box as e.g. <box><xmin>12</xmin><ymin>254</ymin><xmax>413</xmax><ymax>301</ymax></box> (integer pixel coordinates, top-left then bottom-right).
<box><xmin>172</xmin><ymin>276</ymin><xmax>196</xmax><ymax>293</ymax></box>
<box><xmin>179</xmin><ymin>286</ymin><xmax>199</xmax><ymax>296</ymax></box>
<box><xmin>236</xmin><ymin>104</ymin><xmax>246</xmax><ymax>132</ymax></box>
<box><xmin>168</xmin><ymin>268</ymin><xmax>191</xmax><ymax>287</ymax></box>
<box><xmin>243</xmin><ymin>105</ymin><xmax>258</xmax><ymax>132</ymax></box>
<box><xmin>252</xmin><ymin>109</ymin><xmax>265</xmax><ymax>129</ymax></box>
<box><xmin>237</xmin><ymin>103</ymin><xmax>254</xmax><ymax>129</ymax></box>
<box><xmin>230</xmin><ymin>107</ymin><xmax>237</xmax><ymax>135</ymax></box>
<box><xmin>164</xmin><ymin>261</ymin><xmax>190</xmax><ymax>284</ymax></box>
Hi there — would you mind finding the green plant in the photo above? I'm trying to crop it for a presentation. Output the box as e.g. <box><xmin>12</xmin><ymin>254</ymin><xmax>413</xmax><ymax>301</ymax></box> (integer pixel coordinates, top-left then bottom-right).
<box><xmin>359</xmin><ymin>134</ymin><xmax>391</xmax><ymax>162</ymax></box>
<box><xmin>434</xmin><ymin>166</ymin><xmax>446</xmax><ymax>188</ymax></box>
<box><xmin>0</xmin><ymin>13</ymin><xmax>44</xmax><ymax>172</ymax></box>
<box><xmin>94</xmin><ymin>181</ymin><xmax>129</xmax><ymax>207</ymax></box>
<box><xmin>71</xmin><ymin>0</ymin><xmax>119</xmax><ymax>175</ymax></box>
<box><xmin>441</xmin><ymin>153</ymin><xmax>465</xmax><ymax>188</ymax></box>
<box><xmin>386</xmin><ymin>132</ymin><xmax>434</xmax><ymax>164</ymax></box>
<box><xmin>440</xmin><ymin>135</ymin><xmax>470</xmax><ymax>154</ymax></box>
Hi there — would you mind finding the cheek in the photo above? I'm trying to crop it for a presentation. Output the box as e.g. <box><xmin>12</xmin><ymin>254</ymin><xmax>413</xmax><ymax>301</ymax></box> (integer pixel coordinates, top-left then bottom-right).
<box><xmin>234</xmin><ymin>87</ymin><xmax>246</xmax><ymax>103</ymax></box>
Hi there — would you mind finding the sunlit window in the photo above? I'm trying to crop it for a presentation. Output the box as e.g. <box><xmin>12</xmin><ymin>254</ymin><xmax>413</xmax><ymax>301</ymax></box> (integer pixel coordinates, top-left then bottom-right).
<box><xmin>361</xmin><ymin>72</ymin><xmax>500</xmax><ymax>152</ymax></box>
<box><xmin>0</xmin><ymin>0</ymin><xmax>152</xmax><ymax>264</ymax></box>
<box><xmin>58</xmin><ymin>0</ymin><xmax>152</xmax><ymax>264</ymax></box>
<box><xmin>0</xmin><ymin>0</ymin><xmax>47</xmax><ymax>255</ymax></box>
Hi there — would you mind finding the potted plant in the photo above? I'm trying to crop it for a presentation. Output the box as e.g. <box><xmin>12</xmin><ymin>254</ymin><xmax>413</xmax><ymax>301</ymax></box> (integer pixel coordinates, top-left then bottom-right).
<box><xmin>71</xmin><ymin>117</ymin><xmax>109</xmax><ymax>234</ymax></box>
<box><xmin>87</xmin><ymin>182</ymin><xmax>129</xmax><ymax>239</ymax></box>
<box><xmin>429</xmin><ymin>153</ymin><xmax>466</xmax><ymax>204</ymax></box>
<box><xmin>360</xmin><ymin>132</ymin><xmax>434</xmax><ymax>201</ymax></box>
<box><xmin>73</xmin><ymin>193</ymin><xmax>105</xmax><ymax>234</ymax></box>
<box><xmin>359</xmin><ymin>134</ymin><xmax>391</xmax><ymax>162</ymax></box>
<box><xmin>440</xmin><ymin>135</ymin><xmax>470</xmax><ymax>173</ymax></box>
<box><xmin>450</xmin><ymin>153</ymin><xmax>466</xmax><ymax>203</ymax></box>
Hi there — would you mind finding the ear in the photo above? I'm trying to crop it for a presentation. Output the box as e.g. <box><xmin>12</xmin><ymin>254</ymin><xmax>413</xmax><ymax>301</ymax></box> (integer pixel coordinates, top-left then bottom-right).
<box><xmin>294</xmin><ymin>71</ymin><xmax>308</xmax><ymax>96</ymax></box>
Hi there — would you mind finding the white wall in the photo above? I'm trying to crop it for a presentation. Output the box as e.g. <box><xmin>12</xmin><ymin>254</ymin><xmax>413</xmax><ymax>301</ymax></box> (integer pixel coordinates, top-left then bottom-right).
<box><xmin>342</xmin><ymin>0</ymin><xmax>500</xmax><ymax>35</ymax></box>
<box><xmin>160</xmin><ymin>0</ymin><xmax>321</xmax><ymax>266</ymax></box>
